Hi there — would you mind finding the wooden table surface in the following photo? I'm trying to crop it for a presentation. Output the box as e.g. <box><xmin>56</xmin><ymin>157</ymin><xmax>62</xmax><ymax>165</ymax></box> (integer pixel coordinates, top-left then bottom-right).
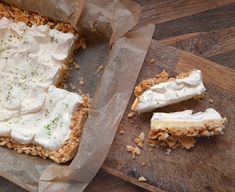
<box><xmin>1</xmin><ymin>0</ymin><xmax>235</xmax><ymax>191</ymax></box>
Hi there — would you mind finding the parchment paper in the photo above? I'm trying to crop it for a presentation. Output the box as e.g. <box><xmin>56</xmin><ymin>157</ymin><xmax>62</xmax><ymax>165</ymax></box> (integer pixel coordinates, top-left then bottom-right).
<box><xmin>0</xmin><ymin>0</ymin><xmax>155</xmax><ymax>191</ymax></box>
<box><xmin>2</xmin><ymin>0</ymin><xmax>85</xmax><ymax>28</ymax></box>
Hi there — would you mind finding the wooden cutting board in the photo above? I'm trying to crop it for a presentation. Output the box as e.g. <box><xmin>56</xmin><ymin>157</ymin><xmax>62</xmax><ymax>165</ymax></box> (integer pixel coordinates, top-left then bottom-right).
<box><xmin>103</xmin><ymin>40</ymin><xmax>235</xmax><ymax>192</ymax></box>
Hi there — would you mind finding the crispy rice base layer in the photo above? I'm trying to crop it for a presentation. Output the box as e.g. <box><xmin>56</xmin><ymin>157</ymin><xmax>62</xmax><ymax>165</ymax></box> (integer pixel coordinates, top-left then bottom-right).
<box><xmin>0</xmin><ymin>98</ymin><xmax>90</xmax><ymax>164</ymax></box>
<box><xmin>149</xmin><ymin>118</ymin><xmax>227</xmax><ymax>149</ymax></box>
<box><xmin>159</xmin><ymin>136</ymin><xmax>197</xmax><ymax>150</ymax></box>
<box><xmin>0</xmin><ymin>2</ymin><xmax>76</xmax><ymax>34</ymax></box>
<box><xmin>150</xmin><ymin>118</ymin><xmax>227</xmax><ymax>138</ymax></box>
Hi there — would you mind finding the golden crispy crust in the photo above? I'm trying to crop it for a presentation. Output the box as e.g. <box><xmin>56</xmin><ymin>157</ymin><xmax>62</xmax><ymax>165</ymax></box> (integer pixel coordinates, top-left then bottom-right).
<box><xmin>0</xmin><ymin>2</ymin><xmax>75</xmax><ymax>33</ymax></box>
<box><xmin>0</xmin><ymin>97</ymin><xmax>90</xmax><ymax>164</ymax></box>
<box><xmin>149</xmin><ymin>118</ymin><xmax>227</xmax><ymax>149</ymax></box>
<box><xmin>150</xmin><ymin>118</ymin><xmax>227</xmax><ymax>138</ymax></box>
<box><xmin>134</xmin><ymin>71</ymin><xmax>169</xmax><ymax>97</ymax></box>
<box><xmin>155</xmin><ymin>136</ymin><xmax>196</xmax><ymax>150</ymax></box>
<box><xmin>146</xmin><ymin>136</ymin><xmax>196</xmax><ymax>149</ymax></box>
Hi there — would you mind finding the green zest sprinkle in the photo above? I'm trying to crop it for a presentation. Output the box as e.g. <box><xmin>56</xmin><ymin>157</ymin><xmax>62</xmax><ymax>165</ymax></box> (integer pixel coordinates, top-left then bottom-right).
<box><xmin>44</xmin><ymin>115</ymin><xmax>61</xmax><ymax>138</ymax></box>
<box><xmin>50</xmin><ymin>36</ymin><xmax>58</xmax><ymax>43</ymax></box>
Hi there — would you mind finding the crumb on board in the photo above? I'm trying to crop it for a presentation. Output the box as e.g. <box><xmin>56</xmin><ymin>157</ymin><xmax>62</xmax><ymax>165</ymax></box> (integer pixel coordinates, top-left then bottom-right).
<box><xmin>120</xmin><ymin>130</ymin><xmax>125</xmax><ymax>135</ymax></box>
<box><xmin>209</xmin><ymin>98</ymin><xmax>214</xmax><ymax>103</ymax></box>
<box><xmin>138</xmin><ymin>176</ymin><xmax>147</xmax><ymax>182</ymax></box>
<box><xmin>139</xmin><ymin>132</ymin><xmax>145</xmax><ymax>140</ymax></box>
<box><xmin>135</xmin><ymin>132</ymin><xmax>145</xmax><ymax>148</ymax></box>
<box><xmin>178</xmin><ymin>137</ymin><xmax>196</xmax><ymax>149</ymax></box>
<box><xmin>79</xmin><ymin>78</ymin><xmax>84</xmax><ymax>85</ymax></box>
<box><xmin>166</xmin><ymin>148</ymin><xmax>172</xmax><ymax>155</ymax></box>
<box><xmin>127</xmin><ymin>111</ymin><xmax>135</xmax><ymax>118</ymax></box>
<box><xmin>150</xmin><ymin>58</ymin><xmax>155</xmax><ymax>64</ymax></box>
<box><xmin>74</xmin><ymin>63</ymin><xmax>80</xmax><ymax>70</ymax></box>
<box><xmin>78</xmin><ymin>89</ymin><xmax>83</xmax><ymax>95</ymax></box>
<box><xmin>126</xmin><ymin>145</ymin><xmax>140</xmax><ymax>159</ymax></box>
<box><xmin>89</xmin><ymin>23</ymin><xmax>98</xmax><ymax>32</ymax></box>
<box><xmin>69</xmin><ymin>83</ymin><xmax>76</xmax><ymax>90</ymax></box>
<box><xmin>193</xmin><ymin>93</ymin><xmax>205</xmax><ymax>100</ymax></box>
<box><xmin>142</xmin><ymin>159</ymin><xmax>151</xmax><ymax>166</ymax></box>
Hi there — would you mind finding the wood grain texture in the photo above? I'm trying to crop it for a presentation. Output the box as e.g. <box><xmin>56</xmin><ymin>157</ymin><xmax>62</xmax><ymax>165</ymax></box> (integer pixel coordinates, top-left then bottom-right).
<box><xmin>140</xmin><ymin>0</ymin><xmax>216</xmax><ymax>25</ymax></box>
<box><xmin>215</xmin><ymin>0</ymin><xmax>235</xmax><ymax>6</ymax></box>
<box><xmin>85</xmin><ymin>170</ymin><xmax>146</xmax><ymax>192</ymax></box>
<box><xmin>159</xmin><ymin>27</ymin><xmax>235</xmax><ymax>70</ymax></box>
<box><xmin>153</xmin><ymin>3</ymin><xmax>235</xmax><ymax>40</ymax></box>
<box><xmin>209</xmin><ymin>50</ymin><xmax>235</xmax><ymax>69</ymax></box>
<box><xmin>104</xmin><ymin>41</ymin><xmax>235</xmax><ymax>192</ymax></box>
<box><xmin>152</xmin><ymin>3</ymin><xmax>235</xmax><ymax>70</ymax></box>
<box><xmin>102</xmin><ymin>165</ymin><xmax>161</xmax><ymax>192</ymax></box>
<box><xmin>0</xmin><ymin>171</ymin><xmax>145</xmax><ymax>192</ymax></box>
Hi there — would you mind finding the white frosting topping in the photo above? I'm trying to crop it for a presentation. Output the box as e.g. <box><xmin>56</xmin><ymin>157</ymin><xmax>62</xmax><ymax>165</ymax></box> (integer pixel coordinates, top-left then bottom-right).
<box><xmin>152</xmin><ymin>108</ymin><xmax>222</xmax><ymax>122</ymax></box>
<box><xmin>136</xmin><ymin>69</ymin><xmax>206</xmax><ymax>113</ymax></box>
<box><xmin>0</xmin><ymin>72</ymin><xmax>47</xmax><ymax>120</ymax></box>
<box><xmin>0</xmin><ymin>17</ymin><xmax>75</xmax><ymax>87</ymax></box>
<box><xmin>0</xmin><ymin>77</ymin><xmax>82</xmax><ymax>150</ymax></box>
<box><xmin>0</xmin><ymin>18</ymin><xmax>83</xmax><ymax>150</ymax></box>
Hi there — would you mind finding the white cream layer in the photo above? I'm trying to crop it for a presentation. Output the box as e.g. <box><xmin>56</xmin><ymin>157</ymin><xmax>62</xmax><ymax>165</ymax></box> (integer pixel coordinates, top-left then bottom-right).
<box><xmin>0</xmin><ymin>18</ymin><xmax>82</xmax><ymax>150</ymax></box>
<box><xmin>0</xmin><ymin>17</ymin><xmax>75</xmax><ymax>87</ymax></box>
<box><xmin>0</xmin><ymin>72</ymin><xmax>47</xmax><ymax>121</ymax></box>
<box><xmin>0</xmin><ymin>74</ymin><xmax>83</xmax><ymax>150</ymax></box>
<box><xmin>151</xmin><ymin>108</ymin><xmax>222</xmax><ymax>130</ymax></box>
<box><xmin>136</xmin><ymin>69</ymin><xmax>206</xmax><ymax>113</ymax></box>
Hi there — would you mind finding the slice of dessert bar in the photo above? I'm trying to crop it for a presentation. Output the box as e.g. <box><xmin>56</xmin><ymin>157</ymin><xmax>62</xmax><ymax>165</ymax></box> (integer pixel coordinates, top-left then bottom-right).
<box><xmin>131</xmin><ymin>69</ymin><xmax>206</xmax><ymax>113</ymax></box>
<box><xmin>150</xmin><ymin>108</ymin><xmax>227</xmax><ymax>149</ymax></box>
